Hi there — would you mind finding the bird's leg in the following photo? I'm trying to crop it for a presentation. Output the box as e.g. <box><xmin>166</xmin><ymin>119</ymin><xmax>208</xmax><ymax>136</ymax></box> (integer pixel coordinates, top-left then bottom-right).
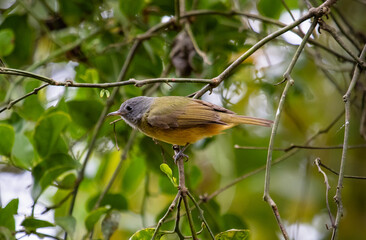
<box><xmin>173</xmin><ymin>144</ymin><xmax>190</xmax><ymax>164</ymax></box>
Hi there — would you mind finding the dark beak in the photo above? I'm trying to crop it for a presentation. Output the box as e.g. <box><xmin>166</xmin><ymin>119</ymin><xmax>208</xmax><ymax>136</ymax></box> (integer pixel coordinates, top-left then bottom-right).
<box><xmin>107</xmin><ymin>110</ymin><xmax>122</xmax><ymax>117</ymax></box>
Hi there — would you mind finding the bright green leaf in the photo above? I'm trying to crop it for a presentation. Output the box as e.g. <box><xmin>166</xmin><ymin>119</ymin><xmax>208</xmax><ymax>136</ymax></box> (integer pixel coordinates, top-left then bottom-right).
<box><xmin>55</xmin><ymin>216</ymin><xmax>76</xmax><ymax>237</ymax></box>
<box><xmin>215</xmin><ymin>229</ymin><xmax>250</xmax><ymax>240</ymax></box>
<box><xmin>160</xmin><ymin>163</ymin><xmax>177</xmax><ymax>187</ymax></box>
<box><xmin>129</xmin><ymin>228</ymin><xmax>164</xmax><ymax>240</ymax></box>
<box><xmin>0</xmin><ymin>124</ymin><xmax>15</xmax><ymax>157</ymax></box>
<box><xmin>160</xmin><ymin>163</ymin><xmax>172</xmax><ymax>177</ymax></box>
<box><xmin>85</xmin><ymin>207</ymin><xmax>109</xmax><ymax>232</ymax></box>
<box><xmin>11</xmin><ymin>133</ymin><xmax>34</xmax><ymax>169</ymax></box>
<box><xmin>0</xmin><ymin>29</ymin><xmax>15</xmax><ymax>56</ymax></box>
<box><xmin>0</xmin><ymin>199</ymin><xmax>18</xmax><ymax>231</ymax></box>
<box><xmin>33</xmin><ymin>112</ymin><xmax>71</xmax><ymax>158</ymax></box>
<box><xmin>21</xmin><ymin>218</ymin><xmax>54</xmax><ymax>231</ymax></box>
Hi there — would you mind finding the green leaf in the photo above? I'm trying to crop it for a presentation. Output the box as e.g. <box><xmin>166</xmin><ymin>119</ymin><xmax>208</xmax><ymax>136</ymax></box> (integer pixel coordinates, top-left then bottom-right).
<box><xmin>0</xmin><ymin>124</ymin><xmax>15</xmax><ymax>157</ymax></box>
<box><xmin>21</xmin><ymin>217</ymin><xmax>54</xmax><ymax>231</ymax></box>
<box><xmin>66</xmin><ymin>100</ymin><xmax>104</xmax><ymax>129</ymax></box>
<box><xmin>86</xmin><ymin>193</ymin><xmax>128</xmax><ymax>212</ymax></box>
<box><xmin>0</xmin><ymin>29</ymin><xmax>15</xmax><ymax>56</ymax></box>
<box><xmin>129</xmin><ymin>228</ymin><xmax>164</xmax><ymax>240</ymax></box>
<box><xmin>215</xmin><ymin>229</ymin><xmax>250</xmax><ymax>240</ymax></box>
<box><xmin>122</xmin><ymin>155</ymin><xmax>146</xmax><ymax>194</ymax></box>
<box><xmin>257</xmin><ymin>0</ymin><xmax>283</xmax><ymax>19</ymax></box>
<box><xmin>102</xmin><ymin>210</ymin><xmax>120</xmax><ymax>240</ymax></box>
<box><xmin>11</xmin><ymin>133</ymin><xmax>34</xmax><ymax>169</ymax></box>
<box><xmin>32</xmin><ymin>153</ymin><xmax>80</xmax><ymax>200</ymax></box>
<box><xmin>55</xmin><ymin>216</ymin><xmax>76</xmax><ymax>237</ymax></box>
<box><xmin>0</xmin><ymin>199</ymin><xmax>18</xmax><ymax>231</ymax></box>
<box><xmin>160</xmin><ymin>163</ymin><xmax>177</xmax><ymax>187</ymax></box>
<box><xmin>0</xmin><ymin>227</ymin><xmax>14</xmax><ymax>240</ymax></box>
<box><xmin>119</xmin><ymin>0</ymin><xmax>144</xmax><ymax>18</ymax></box>
<box><xmin>17</xmin><ymin>81</ymin><xmax>45</xmax><ymax>121</ymax></box>
<box><xmin>33</xmin><ymin>111</ymin><xmax>71</xmax><ymax>158</ymax></box>
<box><xmin>85</xmin><ymin>207</ymin><xmax>109</xmax><ymax>232</ymax></box>
<box><xmin>56</xmin><ymin>173</ymin><xmax>77</xmax><ymax>189</ymax></box>
<box><xmin>0</xmin><ymin>14</ymin><xmax>36</xmax><ymax>67</ymax></box>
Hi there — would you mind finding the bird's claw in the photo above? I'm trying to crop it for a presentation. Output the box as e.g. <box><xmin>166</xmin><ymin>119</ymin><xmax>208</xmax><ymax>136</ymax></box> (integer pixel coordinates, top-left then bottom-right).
<box><xmin>174</xmin><ymin>151</ymin><xmax>189</xmax><ymax>164</ymax></box>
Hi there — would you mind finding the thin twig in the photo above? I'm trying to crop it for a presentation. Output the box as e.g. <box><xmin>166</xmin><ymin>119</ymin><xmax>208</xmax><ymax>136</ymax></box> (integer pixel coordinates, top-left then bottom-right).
<box><xmin>318</xmin><ymin>21</ymin><xmax>366</xmax><ymax>69</ymax></box>
<box><xmin>263</xmin><ymin>17</ymin><xmax>318</xmax><ymax>240</ymax></box>
<box><xmin>152</xmin><ymin>193</ymin><xmax>181</xmax><ymax>240</ymax></box>
<box><xmin>65</xmin><ymin>39</ymin><xmax>142</xmax><ymax>240</ymax></box>
<box><xmin>193</xmin><ymin>6</ymin><xmax>329</xmax><ymax>98</ymax></box>
<box><xmin>318</xmin><ymin>161</ymin><xmax>366</xmax><ymax>180</ymax></box>
<box><xmin>0</xmin><ymin>83</ymin><xmax>48</xmax><ymax>113</ymax></box>
<box><xmin>331</xmin><ymin>44</ymin><xmax>366</xmax><ymax>239</ymax></box>
<box><xmin>184</xmin><ymin>24</ymin><xmax>212</xmax><ymax>65</ymax></box>
<box><xmin>234</xmin><ymin>144</ymin><xmax>366</xmax><ymax>151</ymax></box>
<box><xmin>314</xmin><ymin>158</ymin><xmax>335</xmax><ymax>229</ymax></box>
<box><xmin>181</xmin><ymin>9</ymin><xmax>355</xmax><ymax>64</ymax></box>
<box><xmin>186</xmin><ymin>191</ymin><xmax>215</xmax><ymax>239</ymax></box>
<box><xmin>41</xmin><ymin>191</ymin><xmax>74</xmax><ymax>214</ymax></box>
<box><xmin>174</xmin><ymin>146</ymin><xmax>198</xmax><ymax>240</ymax></box>
<box><xmin>0</xmin><ymin>68</ymin><xmax>212</xmax><ymax>88</ymax></box>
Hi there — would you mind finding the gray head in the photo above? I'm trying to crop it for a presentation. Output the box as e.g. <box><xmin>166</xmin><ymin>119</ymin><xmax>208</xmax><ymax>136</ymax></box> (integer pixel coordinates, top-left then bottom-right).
<box><xmin>107</xmin><ymin>96</ymin><xmax>154</xmax><ymax>128</ymax></box>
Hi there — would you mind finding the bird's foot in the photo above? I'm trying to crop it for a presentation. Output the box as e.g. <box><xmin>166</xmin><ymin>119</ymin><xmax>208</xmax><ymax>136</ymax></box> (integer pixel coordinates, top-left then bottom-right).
<box><xmin>173</xmin><ymin>144</ymin><xmax>189</xmax><ymax>164</ymax></box>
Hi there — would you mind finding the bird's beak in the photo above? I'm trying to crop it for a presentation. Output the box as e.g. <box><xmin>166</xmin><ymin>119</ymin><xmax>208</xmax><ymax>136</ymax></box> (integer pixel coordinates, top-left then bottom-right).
<box><xmin>107</xmin><ymin>110</ymin><xmax>122</xmax><ymax>117</ymax></box>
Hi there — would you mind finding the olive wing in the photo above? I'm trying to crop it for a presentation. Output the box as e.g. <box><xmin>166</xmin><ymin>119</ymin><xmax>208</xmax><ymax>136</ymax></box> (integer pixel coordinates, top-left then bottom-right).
<box><xmin>146</xmin><ymin>97</ymin><xmax>232</xmax><ymax>129</ymax></box>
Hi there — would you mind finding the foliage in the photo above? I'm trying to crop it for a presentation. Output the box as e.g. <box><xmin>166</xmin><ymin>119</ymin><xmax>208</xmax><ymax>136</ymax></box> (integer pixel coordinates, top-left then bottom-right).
<box><xmin>0</xmin><ymin>0</ymin><xmax>366</xmax><ymax>240</ymax></box>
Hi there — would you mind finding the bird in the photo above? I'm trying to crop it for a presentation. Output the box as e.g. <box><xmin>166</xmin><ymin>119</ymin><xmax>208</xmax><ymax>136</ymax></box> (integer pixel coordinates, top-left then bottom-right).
<box><xmin>107</xmin><ymin>96</ymin><xmax>273</xmax><ymax>146</ymax></box>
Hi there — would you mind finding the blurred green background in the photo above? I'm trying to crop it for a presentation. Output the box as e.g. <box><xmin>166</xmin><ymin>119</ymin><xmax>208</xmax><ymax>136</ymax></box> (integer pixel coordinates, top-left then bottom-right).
<box><xmin>0</xmin><ymin>0</ymin><xmax>366</xmax><ymax>239</ymax></box>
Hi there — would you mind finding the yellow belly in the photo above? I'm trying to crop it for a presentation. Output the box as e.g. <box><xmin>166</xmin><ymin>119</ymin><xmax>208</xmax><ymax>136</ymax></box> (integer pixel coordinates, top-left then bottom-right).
<box><xmin>138</xmin><ymin>123</ymin><xmax>233</xmax><ymax>145</ymax></box>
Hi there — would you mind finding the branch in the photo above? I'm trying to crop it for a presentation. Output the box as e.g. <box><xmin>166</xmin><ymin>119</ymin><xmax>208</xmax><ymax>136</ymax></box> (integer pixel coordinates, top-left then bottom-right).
<box><xmin>318</xmin><ymin>161</ymin><xmax>366</xmax><ymax>180</ymax></box>
<box><xmin>331</xmin><ymin>44</ymin><xmax>366</xmax><ymax>239</ymax></box>
<box><xmin>234</xmin><ymin>143</ymin><xmax>366</xmax><ymax>151</ymax></box>
<box><xmin>181</xmin><ymin>9</ymin><xmax>355</xmax><ymax>65</ymax></box>
<box><xmin>314</xmin><ymin>158</ymin><xmax>335</xmax><ymax>229</ymax></box>
<box><xmin>174</xmin><ymin>147</ymin><xmax>198</xmax><ymax>240</ymax></box>
<box><xmin>0</xmin><ymin>68</ymin><xmax>212</xmax><ymax>88</ymax></box>
<box><xmin>65</xmin><ymin>39</ymin><xmax>142</xmax><ymax>240</ymax></box>
<box><xmin>262</xmin><ymin>17</ymin><xmax>318</xmax><ymax>240</ymax></box>
<box><xmin>318</xmin><ymin>21</ymin><xmax>366</xmax><ymax>69</ymax></box>
<box><xmin>193</xmin><ymin>3</ymin><xmax>334</xmax><ymax>98</ymax></box>
<box><xmin>0</xmin><ymin>83</ymin><xmax>48</xmax><ymax>113</ymax></box>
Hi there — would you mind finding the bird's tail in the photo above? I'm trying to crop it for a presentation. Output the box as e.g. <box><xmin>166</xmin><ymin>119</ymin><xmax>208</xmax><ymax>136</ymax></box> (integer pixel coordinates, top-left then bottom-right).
<box><xmin>225</xmin><ymin>115</ymin><xmax>273</xmax><ymax>127</ymax></box>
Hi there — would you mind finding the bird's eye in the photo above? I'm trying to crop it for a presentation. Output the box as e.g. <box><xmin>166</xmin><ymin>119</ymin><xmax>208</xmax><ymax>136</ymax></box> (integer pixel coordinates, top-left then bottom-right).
<box><xmin>126</xmin><ymin>105</ymin><xmax>132</xmax><ymax>111</ymax></box>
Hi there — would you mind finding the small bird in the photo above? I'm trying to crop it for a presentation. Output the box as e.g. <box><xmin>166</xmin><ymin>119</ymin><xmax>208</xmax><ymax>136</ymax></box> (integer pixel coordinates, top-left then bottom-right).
<box><xmin>107</xmin><ymin>96</ymin><xmax>272</xmax><ymax>146</ymax></box>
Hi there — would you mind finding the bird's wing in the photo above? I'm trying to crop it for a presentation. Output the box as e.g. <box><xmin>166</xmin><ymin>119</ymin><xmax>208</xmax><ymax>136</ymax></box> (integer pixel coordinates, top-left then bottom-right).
<box><xmin>146</xmin><ymin>97</ymin><xmax>233</xmax><ymax>129</ymax></box>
